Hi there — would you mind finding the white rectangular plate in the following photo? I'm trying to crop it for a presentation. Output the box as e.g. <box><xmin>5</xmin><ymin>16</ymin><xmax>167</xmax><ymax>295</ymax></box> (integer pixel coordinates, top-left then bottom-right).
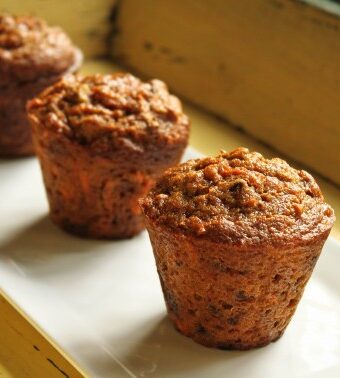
<box><xmin>0</xmin><ymin>148</ymin><xmax>339</xmax><ymax>378</ymax></box>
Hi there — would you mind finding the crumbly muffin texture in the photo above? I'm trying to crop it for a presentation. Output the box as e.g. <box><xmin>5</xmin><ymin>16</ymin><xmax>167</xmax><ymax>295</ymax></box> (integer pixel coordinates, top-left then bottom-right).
<box><xmin>27</xmin><ymin>73</ymin><xmax>189</xmax><ymax>155</ymax></box>
<box><xmin>0</xmin><ymin>14</ymin><xmax>80</xmax><ymax>86</ymax></box>
<box><xmin>142</xmin><ymin>147</ymin><xmax>334</xmax><ymax>247</ymax></box>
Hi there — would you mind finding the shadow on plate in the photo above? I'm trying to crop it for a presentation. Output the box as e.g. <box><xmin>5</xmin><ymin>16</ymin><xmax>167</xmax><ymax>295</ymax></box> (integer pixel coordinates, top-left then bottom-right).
<box><xmin>0</xmin><ymin>156</ymin><xmax>38</xmax><ymax>185</ymax></box>
<box><xmin>0</xmin><ymin>214</ymin><xmax>124</xmax><ymax>277</ymax></box>
<box><xmin>0</xmin><ymin>155</ymin><xmax>35</xmax><ymax>163</ymax></box>
<box><xmin>80</xmin><ymin>314</ymin><xmax>265</xmax><ymax>377</ymax></box>
<box><xmin>119</xmin><ymin>315</ymin><xmax>249</xmax><ymax>377</ymax></box>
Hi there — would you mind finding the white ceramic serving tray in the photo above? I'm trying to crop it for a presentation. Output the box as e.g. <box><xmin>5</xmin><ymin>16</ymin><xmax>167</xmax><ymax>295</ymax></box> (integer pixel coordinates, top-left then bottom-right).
<box><xmin>0</xmin><ymin>148</ymin><xmax>339</xmax><ymax>378</ymax></box>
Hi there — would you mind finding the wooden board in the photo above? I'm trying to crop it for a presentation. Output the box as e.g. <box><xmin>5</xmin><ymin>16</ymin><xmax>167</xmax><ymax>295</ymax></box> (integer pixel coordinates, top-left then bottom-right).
<box><xmin>0</xmin><ymin>291</ymin><xmax>85</xmax><ymax>378</ymax></box>
<box><xmin>111</xmin><ymin>0</ymin><xmax>340</xmax><ymax>185</ymax></box>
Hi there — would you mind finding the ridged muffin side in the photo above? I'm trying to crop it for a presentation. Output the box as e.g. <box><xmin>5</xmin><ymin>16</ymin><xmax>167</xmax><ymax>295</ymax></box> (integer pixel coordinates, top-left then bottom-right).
<box><xmin>141</xmin><ymin>147</ymin><xmax>335</xmax><ymax>349</ymax></box>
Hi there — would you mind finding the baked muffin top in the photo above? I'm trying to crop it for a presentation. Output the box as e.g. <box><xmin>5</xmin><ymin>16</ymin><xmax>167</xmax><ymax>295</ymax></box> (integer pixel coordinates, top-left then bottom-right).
<box><xmin>141</xmin><ymin>148</ymin><xmax>335</xmax><ymax>247</ymax></box>
<box><xmin>27</xmin><ymin>73</ymin><xmax>190</xmax><ymax>152</ymax></box>
<box><xmin>0</xmin><ymin>14</ymin><xmax>81</xmax><ymax>86</ymax></box>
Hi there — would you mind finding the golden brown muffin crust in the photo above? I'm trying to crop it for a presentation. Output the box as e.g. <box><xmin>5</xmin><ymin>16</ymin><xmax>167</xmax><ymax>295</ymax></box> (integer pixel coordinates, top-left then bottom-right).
<box><xmin>27</xmin><ymin>73</ymin><xmax>190</xmax><ymax>238</ymax></box>
<box><xmin>27</xmin><ymin>73</ymin><xmax>190</xmax><ymax>154</ymax></box>
<box><xmin>141</xmin><ymin>148</ymin><xmax>335</xmax><ymax>247</ymax></box>
<box><xmin>0</xmin><ymin>14</ymin><xmax>81</xmax><ymax>86</ymax></box>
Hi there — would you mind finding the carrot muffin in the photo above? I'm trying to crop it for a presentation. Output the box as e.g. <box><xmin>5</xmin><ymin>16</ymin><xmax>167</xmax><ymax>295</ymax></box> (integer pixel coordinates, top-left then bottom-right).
<box><xmin>27</xmin><ymin>73</ymin><xmax>190</xmax><ymax>239</ymax></box>
<box><xmin>0</xmin><ymin>14</ymin><xmax>82</xmax><ymax>156</ymax></box>
<box><xmin>140</xmin><ymin>147</ymin><xmax>335</xmax><ymax>350</ymax></box>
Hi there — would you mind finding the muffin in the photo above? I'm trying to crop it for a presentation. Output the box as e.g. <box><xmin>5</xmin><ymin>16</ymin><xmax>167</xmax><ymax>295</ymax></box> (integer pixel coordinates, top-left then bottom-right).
<box><xmin>27</xmin><ymin>73</ymin><xmax>190</xmax><ymax>239</ymax></box>
<box><xmin>140</xmin><ymin>147</ymin><xmax>335</xmax><ymax>350</ymax></box>
<box><xmin>0</xmin><ymin>14</ymin><xmax>82</xmax><ymax>156</ymax></box>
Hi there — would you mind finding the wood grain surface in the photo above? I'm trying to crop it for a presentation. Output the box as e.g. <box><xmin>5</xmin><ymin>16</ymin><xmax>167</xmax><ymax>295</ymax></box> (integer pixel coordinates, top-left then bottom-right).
<box><xmin>0</xmin><ymin>291</ymin><xmax>86</xmax><ymax>378</ymax></box>
<box><xmin>111</xmin><ymin>0</ymin><xmax>340</xmax><ymax>185</ymax></box>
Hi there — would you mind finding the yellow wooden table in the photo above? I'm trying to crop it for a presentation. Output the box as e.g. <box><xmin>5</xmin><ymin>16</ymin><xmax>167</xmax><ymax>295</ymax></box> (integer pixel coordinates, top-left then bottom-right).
<box><xmin>0</xmin><ymin>60</ymin><xmax>339</xmax><ymax>377</ymax></box>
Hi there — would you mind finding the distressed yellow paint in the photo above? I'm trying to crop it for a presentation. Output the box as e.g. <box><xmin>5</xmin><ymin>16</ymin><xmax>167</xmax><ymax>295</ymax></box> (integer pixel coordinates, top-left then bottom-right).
<box><xmin>0</xmin><ymin>363</ymin><xmax>13</xmax><ymax>378</ymax></box>
<box><xmin>112</xmin><ymin>0</ymin><xmax>340</xmax><ymax>185</ymax></box>
<box><xmin>0</xmin><ymin>290</ymin><xmax>86</xmax><ymax>377</ymax></box>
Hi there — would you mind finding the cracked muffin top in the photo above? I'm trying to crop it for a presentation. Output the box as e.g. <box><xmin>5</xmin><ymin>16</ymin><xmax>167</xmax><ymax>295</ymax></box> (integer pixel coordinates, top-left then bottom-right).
<box><xmin>27</xmin><ymin>73</ymin><xmax>190</xmax><ymax>152</ymax></box>
<box><xmin>141</xmin><ymin>148</ymin><xmax>335</xmax><ymax>247</ymax></box>
<box><xmin>0</xmin><ymin>14</ymin><xmax>82</xmax><ymax>86</ymax></box>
